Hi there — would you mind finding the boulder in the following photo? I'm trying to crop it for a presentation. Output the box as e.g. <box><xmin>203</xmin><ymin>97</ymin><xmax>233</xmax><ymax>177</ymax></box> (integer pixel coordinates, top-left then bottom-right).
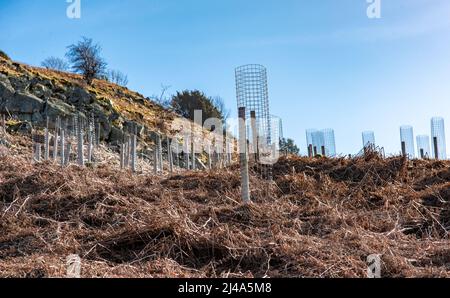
<box><xmin>8</xmin><ymin>76</ymin><xmax>30</xmax><ymax>93</ymax></box>
<box><xmin>44</xmin><ymin>98</ymin><xmax>76</xmax><ymax>119</ymax></box>
<box><xmin>66</xmin><ymin>87</ymin><xmax>94</xmax><ymax>105</ymax></box>
<box><xmin>8</xmin><ymin>121</ymin><xmax>32</xmax><ymax>135</ymax></box>
<box><xmin>108</xmin><ymin>126</ymin><xmax>125</xmax><ymax>145</ymax></box>
<box><xmin>3</xmin><ymin>92</ymin><xmax>44</xmax><ymax>114</ymax></box>
<box><xmin>0</xmin><ymin>80</ymin><xmax>15</xmax><ymax>101</ymax></box>
<box><xmin>31</xmin><ymin>83</ymin><xmax>51</xmax><ymax>100</ymax></box>
<box><xmin>123</xmin><ymin>120</ymin><xmax>145</xmax><ymax>136</ymax></box>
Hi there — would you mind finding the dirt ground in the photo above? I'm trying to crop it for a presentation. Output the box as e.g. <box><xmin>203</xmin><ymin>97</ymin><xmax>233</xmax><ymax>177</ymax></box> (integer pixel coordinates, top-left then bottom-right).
<box><xmin>0</xmin><ymin>136</ymin><xmax>449</xmax><ymax>278</ymax></box>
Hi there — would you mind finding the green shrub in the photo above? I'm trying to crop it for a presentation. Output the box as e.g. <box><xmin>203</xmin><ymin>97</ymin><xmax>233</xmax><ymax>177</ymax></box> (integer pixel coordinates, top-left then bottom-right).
<box><xmin>0</xmin><ymin>50</ymin><xmax>10</xmax><ymax>60</ymax></box>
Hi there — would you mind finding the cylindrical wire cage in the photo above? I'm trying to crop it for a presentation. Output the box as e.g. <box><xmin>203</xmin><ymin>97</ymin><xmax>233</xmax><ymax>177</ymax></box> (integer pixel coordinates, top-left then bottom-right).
<box><xmin>400</xmin><ymin>125</ymin><xmax>415</xmax><ymax>158</ymax></box>
<box><xmin>362</xmin><ymin>131</ymin><xmax>376</xmax><ymax>148</ymax></box>
<box><xmin>416</xmin><ymin>135</ymin><xmax>431</xmax><ymax>159</ymax></box>
<box><xmin>270</xmin><ymin>114</ymin><xmax>282</xmax><ymax>150</ymax></box>
<box><xmin>235</xmin><ymin>64</ymin><xmax>271</xmax><ymax>145</ymax></box>
<box><xmin>431</xmin><ymin>117</ymin><xmax>447</xmax><ymax>160</ymax></box>
<box><xmin>322</xmin><ymin>128</ymin><xmax>336</xmax><ymax>157</ymax></box>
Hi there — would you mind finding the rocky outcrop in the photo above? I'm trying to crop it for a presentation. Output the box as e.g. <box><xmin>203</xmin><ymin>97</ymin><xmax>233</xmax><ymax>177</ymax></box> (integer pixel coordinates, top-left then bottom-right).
<box><xmin>0</xmin><ymin>57</ymin><xmax>181</xmax><ymax>145</ymax></box>
<box><xmin>0</xmin><ymin>72</ymin><xmax>114</xmax><ymax>140</ymax></box>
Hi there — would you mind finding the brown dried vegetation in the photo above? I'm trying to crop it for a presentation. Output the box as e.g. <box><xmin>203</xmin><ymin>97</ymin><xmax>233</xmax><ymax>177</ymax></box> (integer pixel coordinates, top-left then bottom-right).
<box><xmin>0</xmin><ymin>137</ymin><xmax>449</xmax><ymax>278</ymax></box>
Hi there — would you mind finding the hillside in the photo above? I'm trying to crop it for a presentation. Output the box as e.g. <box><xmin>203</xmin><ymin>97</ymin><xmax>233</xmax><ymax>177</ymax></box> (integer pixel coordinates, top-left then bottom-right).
<box><xmin>0</xmin><ymin>55</ymin><xmax>206</xmax><ymax>143</ymax></box>
<box><xmin>0</xmin><ymin>134</ymin><xmax>449</xmax><ymax>277</ymax></box>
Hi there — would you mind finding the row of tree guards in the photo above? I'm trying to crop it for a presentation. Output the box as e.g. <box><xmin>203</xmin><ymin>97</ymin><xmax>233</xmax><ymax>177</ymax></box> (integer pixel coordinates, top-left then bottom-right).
<box><xmin>21</xmin><ymin>113</ymin><xmax>236</xmax><ymax>174</ymax></box>
<box><xmin>401</xmin><ymin>138</ymin><xmax>440</xmax><ymax>160</ymax></box>
<box><xmin>1</xmin><ymin>110</ymin><xmax>272</xmax><ymax>205</ymax></box>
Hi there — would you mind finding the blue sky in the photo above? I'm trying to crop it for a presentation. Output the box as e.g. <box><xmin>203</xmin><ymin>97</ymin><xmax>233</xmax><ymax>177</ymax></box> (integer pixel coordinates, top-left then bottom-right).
<box><xmin>1</xmin><ymin>0</ymin><xmax>450</xmax><ymax>156</ymax></box>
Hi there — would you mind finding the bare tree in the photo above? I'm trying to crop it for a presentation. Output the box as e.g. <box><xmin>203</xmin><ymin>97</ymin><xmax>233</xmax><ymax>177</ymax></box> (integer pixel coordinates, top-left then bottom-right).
<box><xmin>41</xmin><ymin>57</ymin><xmax>69</xmax><ymax>71</ymax></box>
<box><xmin>211</xmin><ymin>96</ymin><xmax>230</xmax><ymax>121</ymax></box>
<box><xmin>107</xmin><ymin>70</ymin><xmax>128</xmax><ymax>87</ymax></box>
<box><xmin>150</xmin><ymin>84</ymin><xmax>172</xmax><ymax>108</ymax></box>
<box><xmin>66</xmin><ymin>37</ymin><xmax>107</xmax><ymax>85</ymax></box>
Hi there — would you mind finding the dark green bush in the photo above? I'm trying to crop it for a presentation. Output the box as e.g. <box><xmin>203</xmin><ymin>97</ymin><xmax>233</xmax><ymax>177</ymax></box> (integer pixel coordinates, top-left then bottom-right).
<box><xmin>0</xmin><ymin>50</ymin><xmax>10</xmax><ymax>60</ymax></box>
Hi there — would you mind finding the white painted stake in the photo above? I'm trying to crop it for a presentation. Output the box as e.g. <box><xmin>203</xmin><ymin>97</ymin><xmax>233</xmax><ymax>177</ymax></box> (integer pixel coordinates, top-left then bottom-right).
<box><xmin>44</xmin><ymin>117</ymin><xmax>49</xmax><ymax>160</ymax></box>
<box><xmin>131</xmin><ymin>133</ymin><xmax>137</xmax><ymax>173</ymax></box>
<box><xmin>167</xmin><ymin>137</ymin><xmax>173</xmax><ymax>173</ymax></box>
<box><xmin>77</xmin><ymin>117</ymin><xmax>84</xmax><ymax>166</ymax></box>
<box><xmin>157</xmin><ymin>134</ymin><xmax>163</xmax><ymax>172</ymax></box>
<box><xmin>153</xmin><ymin>146</ymin><xmax>158</xmax><ymax>174</ymax></box>
<box><xmin>207</xmin><ymin>143</ymin><xmax>212</xmax><ymax>170</ymax></box>
<box><xmin>120</xmin><ymin>142</ymin><xmax>125</xmax><ymax>169</ymax></box>
<box><xmin>60</xmin><ymin>129</ymin><xmax>65</xmax><ymax>167</ymax></box>
<box><xmin>34</xmin><ymin>143</ymin><xmax>41</xmax><ymax>162</ymax></box>
<box><xmin>87</xmin><ymin>122</ymin><xmax>93</xmax><ymax>163</ymax></box>
<box><xmin>53</xmin><ymin>117</ymin><xmax>59</xmax><ymax>161</ymax></box>
<box><xmin>238</xmin><ymin>107</ymin><xmax>251</xmax><ymax>204</ymax></box>
<box><xmin>191</xmin><ymin>137</ymin><xmax>196</xmax><ymax>171</ymax></box>
<box><xmin>65</xmin><ymin>141</ymin><xmax>71</xmax><ymax>166</ymax></box>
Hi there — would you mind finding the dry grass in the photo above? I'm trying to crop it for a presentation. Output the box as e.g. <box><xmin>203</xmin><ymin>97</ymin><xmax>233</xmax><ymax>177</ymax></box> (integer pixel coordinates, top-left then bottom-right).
<box><xmin>0</xmin><ymin>133</ymin><xmax>449</xmax><ymax>278</ymax></box>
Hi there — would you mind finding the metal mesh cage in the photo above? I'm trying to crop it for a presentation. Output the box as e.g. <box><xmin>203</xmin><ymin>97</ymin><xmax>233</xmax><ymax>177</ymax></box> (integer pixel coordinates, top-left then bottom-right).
<box><xmin>270</xmin><ymin>115</ymin><xmax>282</xmax><ymax>150</ymax></box>
<box><xmin>400</xmin><ymin>125</ymin><xmax>415</xmax><ymax>158</ymax></box>
<box><xmin>306</xmin><ymin>129</ymin><xmax>316</xmax><ymax>147</ymax></box>
<box><xmin>416</xmin><ymin>135</ymin><xmax>431</xmax><ymax>159</ymax></box>
<box><xmin>431</xmin><ymin>117</ymin><xmax>447</xmax><ymax>160</ymax></box>
<box><xmin>322</xmin><ymin>129</ymin><xmax>336</xmax><ymax>157</ymax></box>
<box><xmin>362</xmin><ymin>131</ymin><xmax>376</xmax><ymax>148</ymax></box>
<box><xmin>311</xmin><ymin>131</ymin><xmax>324</xmax><ymax>155</ymax></box>
<box><xmin>235</xmin><ymin>64</ymin><xmax>271</xmax><ymax>145</ymax></box>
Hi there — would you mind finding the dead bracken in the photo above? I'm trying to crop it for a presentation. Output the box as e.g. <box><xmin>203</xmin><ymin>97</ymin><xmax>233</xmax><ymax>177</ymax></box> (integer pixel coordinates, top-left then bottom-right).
<box><xmin>0</xmin><ymin>135</ymin><xmax>449</xmax><ymax>278</ymax></box>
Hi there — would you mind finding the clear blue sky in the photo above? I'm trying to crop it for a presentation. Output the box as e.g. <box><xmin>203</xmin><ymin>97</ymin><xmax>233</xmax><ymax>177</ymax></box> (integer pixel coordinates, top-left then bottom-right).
<box><xmin>1</xmin><ymin>0</ymin><xmax>450</xmax><ymax>156</ymax></box>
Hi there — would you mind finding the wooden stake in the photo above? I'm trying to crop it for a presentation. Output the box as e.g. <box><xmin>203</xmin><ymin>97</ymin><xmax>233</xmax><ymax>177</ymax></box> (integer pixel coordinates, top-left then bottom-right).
<box><xmin>433</xmin><ymin>137</ymin><xmax>439</xmax><ymax>160</ymax></box>
<box><xmin>238</xmin><ymin>107</ymin><xmax>251</xmax><ymax>204</ymax></box>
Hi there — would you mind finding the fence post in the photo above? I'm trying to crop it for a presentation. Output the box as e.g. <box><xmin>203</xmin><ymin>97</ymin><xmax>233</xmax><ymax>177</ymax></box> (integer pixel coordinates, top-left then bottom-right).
<box><xmin>238</xmin><ymin>107</ymin><xmax>251</xmax><ymax>204</ymax></box>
